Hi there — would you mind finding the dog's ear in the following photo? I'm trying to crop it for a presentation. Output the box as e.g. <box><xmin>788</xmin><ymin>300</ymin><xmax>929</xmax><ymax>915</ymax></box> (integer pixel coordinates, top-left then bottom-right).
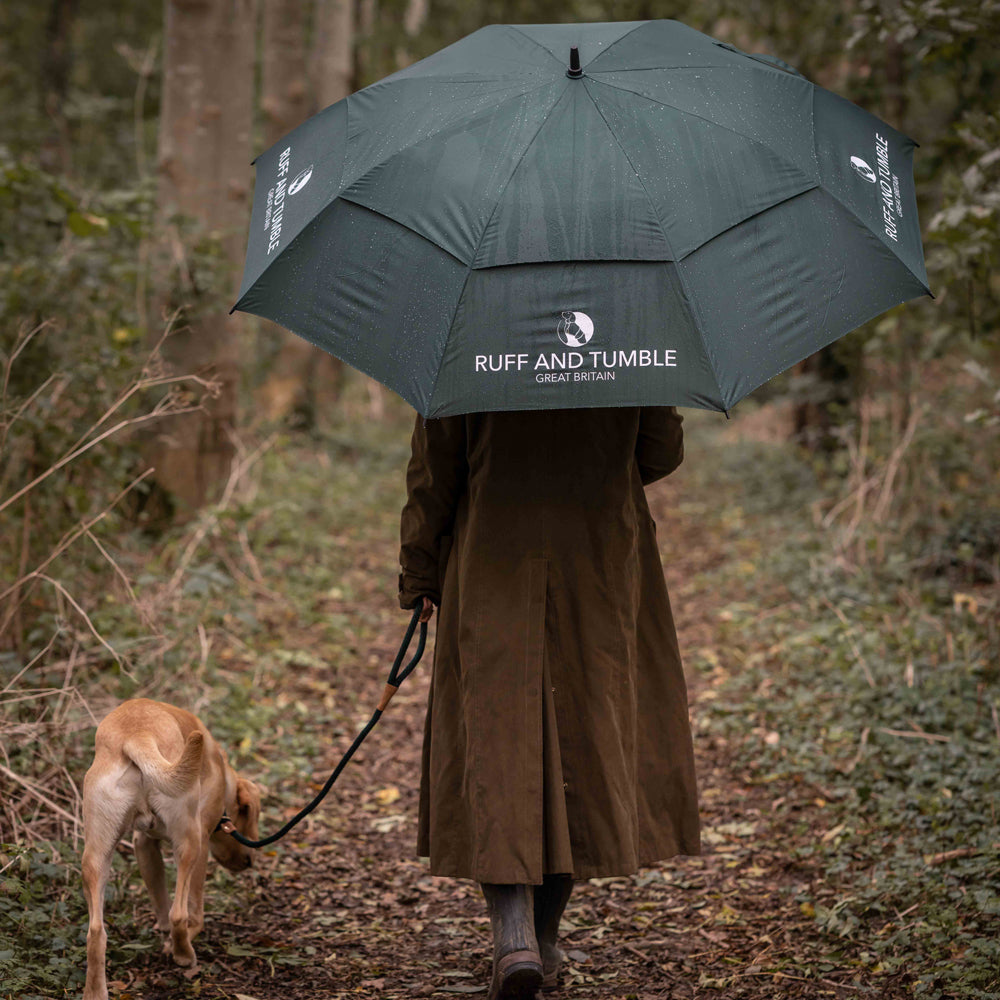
<box><xmin>236</xmin><ymin>777</ymin><xmax>261</xmax><ymax>814</ymax></box>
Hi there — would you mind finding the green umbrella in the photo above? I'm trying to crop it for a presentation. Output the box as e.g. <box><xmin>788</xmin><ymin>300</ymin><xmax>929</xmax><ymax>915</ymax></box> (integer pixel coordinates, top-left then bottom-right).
<box><xmin>233</xmin><ymin>20</ymin><xmax>929</xmax><ymax>417</ymax></box>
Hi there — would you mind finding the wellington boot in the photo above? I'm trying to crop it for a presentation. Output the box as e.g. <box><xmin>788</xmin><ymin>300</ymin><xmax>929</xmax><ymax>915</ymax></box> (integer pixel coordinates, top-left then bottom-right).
<box><xmin>481</xmin><ymin>883</ymin><xmax>543</xmax><ymax>1000</ymax></box>
<box><xmin>534</xmin><ymin>874</ymin><xmax>573</xmax><ymax>990</ymax></box>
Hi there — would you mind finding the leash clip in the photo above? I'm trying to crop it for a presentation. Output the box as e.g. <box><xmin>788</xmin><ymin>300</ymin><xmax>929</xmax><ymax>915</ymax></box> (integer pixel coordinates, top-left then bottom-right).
<box><xmin>216</xmin><ymin>813</ymin><xmax>236</xmax><ymax>835</ymax></box>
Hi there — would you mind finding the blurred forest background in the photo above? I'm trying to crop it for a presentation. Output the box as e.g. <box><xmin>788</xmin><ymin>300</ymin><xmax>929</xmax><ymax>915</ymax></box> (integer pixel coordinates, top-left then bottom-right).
<box><xmin>1</xmin><ymin>1</ymin><xmax>998</xmax><ymax>998</ymax></box>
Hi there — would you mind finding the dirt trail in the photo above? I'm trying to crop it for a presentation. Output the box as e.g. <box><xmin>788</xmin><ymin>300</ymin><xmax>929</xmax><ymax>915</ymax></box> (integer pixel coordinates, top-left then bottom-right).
<box><xmin>131</xmin><ymin>464</ymin><xmax>900</xmax><ymax>1000</ymax></box>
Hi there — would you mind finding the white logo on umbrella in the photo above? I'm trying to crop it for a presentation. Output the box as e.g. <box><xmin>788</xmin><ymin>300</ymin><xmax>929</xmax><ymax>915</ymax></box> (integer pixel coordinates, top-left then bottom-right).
<box><xmin>288</xmin><ymin>165</ymin><xmax>314</xmax><ymax>195</ymax></box>
<box><xmin>850</xmin><ymin>156</ymin><xmax>877</xmax><ymax>184</ymax></box>
<box><xmin>557</xmin><ymin>311</ymin><xmax>594</xmax><ymax>347</ymax></box>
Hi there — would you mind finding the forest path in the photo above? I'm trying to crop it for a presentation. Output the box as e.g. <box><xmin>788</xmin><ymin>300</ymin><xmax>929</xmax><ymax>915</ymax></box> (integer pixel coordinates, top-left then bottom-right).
<box><xmin>129</xmin><ymin>410</ymin><xmax>912</xmax><ymax>1000</ymax></box>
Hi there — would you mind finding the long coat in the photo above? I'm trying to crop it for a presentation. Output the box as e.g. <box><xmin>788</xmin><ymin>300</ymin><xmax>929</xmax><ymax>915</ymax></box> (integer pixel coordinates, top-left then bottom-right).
<box><xmin>399</xmin><ymin>407</ymin><xmax>700</xmax><ymax>884</ymax></box>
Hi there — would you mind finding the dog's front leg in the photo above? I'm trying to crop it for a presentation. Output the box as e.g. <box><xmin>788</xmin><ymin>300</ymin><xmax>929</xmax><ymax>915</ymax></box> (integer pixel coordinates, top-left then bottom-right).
<box><xmin>168</xmin><ymin>834</ymin><xmax>206</xmax><ymax>970</ymax></box>
<box><xmin>134</xmin><ymin>830</ymin><xmax>171</xmax><ymax>932</ymax></box>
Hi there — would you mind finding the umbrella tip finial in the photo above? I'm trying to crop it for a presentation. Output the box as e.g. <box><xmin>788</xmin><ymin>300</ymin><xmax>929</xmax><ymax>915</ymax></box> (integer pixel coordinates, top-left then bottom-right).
<box><xmin>567</xmin><ymin>46</ymin><xmax>583</xmax><ymax>78</ymax></box>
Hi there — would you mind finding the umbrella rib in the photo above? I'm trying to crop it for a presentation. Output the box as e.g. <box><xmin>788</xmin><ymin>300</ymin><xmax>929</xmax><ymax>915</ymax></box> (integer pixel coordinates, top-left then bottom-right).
<box><xmin>506</xmin><ymin>25</ymin><xmax>566</xmax><ymax>68</ymax></box>
<box><xmin>585</xmin><ymin>71</ymin><xmax>816</xmax><ymax>176</ymax></box>
<box><xmin>425</xmin><ymin>82</ymin><xmax>574</xmax><ymax>416</ymax></box>
<box><xmin>581</xmin><ymin>81</ymin><xmax>727</xmax><ymax>409</ymax></box>
<box><xmin>579</xmin><ymin>20</ymin><xmax>650</xmax><ymax>69</ymax></box>
<box><xmin>820</xmin><ymin>185</ymin><xmax>931</xmax><ymax>293</ymax></box>
<box><xmin>339</xmin><ymin>77</ymin><xmax>560</xmax><ymax>202</ymax></box>
<box><xmin>588</xmin><ymin>64</ymin><xmax>731</xmax><ymax>73</ymax></box>
<box><xmin>505</xmin><ymin>21</ymin><xmax>650</xmax><ymax>74</ymax></box>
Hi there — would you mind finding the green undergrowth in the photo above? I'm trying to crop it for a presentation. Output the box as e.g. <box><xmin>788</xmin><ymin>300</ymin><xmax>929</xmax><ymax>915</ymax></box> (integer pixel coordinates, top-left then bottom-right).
<box><xmin>681</xmin><ymin>407</ymin><xmax>1000</xmax><ymax>998</ymax></box>
<box><xmin>3</xmin><ymin>398</ymin><xmax>998</xmax><ymax>998</ymax></box>
<box><xmin>1</xmin><ymin>397</ymin><xmax>417</xmax><ymax>999</ymax></box>
<box><xmin>0</xmin><ymin>840</ymin><xmax>271</xmax><ymax>1000</ymax></box>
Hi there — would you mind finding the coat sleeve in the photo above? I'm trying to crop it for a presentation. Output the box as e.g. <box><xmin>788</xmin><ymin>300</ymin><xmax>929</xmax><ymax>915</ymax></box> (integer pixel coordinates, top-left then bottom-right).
<box><xmin>398</xmin><ymin>415</ymin><xmax>468</xmax><ymax>609</ymax></box>
<box><xmin>635</xmin><ymin>407</ymin><xmax>684</xmax><ymax>485</ymax></box>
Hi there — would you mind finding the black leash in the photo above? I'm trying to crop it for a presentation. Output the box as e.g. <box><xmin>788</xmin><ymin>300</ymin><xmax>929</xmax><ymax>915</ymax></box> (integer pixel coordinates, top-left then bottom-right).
<box><xmin>217</xmin><ymin>605</ymin><xmax>428</xmax><ymax>848</ymax></box>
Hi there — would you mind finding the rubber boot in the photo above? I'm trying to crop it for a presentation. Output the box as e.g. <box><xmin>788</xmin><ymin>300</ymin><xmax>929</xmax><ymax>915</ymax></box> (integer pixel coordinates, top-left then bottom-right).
<box><xmin>481</xmin><ymin>883</ymin><xmax>543</xmax><ymax>1000</ymax></box>
<box><xmin>534</xmin><ymin>874</ymin><xmax>573</xmax><ymax>990</ymax></box>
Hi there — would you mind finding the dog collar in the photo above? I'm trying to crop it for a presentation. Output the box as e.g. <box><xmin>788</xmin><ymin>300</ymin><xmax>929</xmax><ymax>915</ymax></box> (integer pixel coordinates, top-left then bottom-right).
<box><xmin>215</xmin><ymin>813</ymin><xmax>236</xmax><ymax>835</ymax></box>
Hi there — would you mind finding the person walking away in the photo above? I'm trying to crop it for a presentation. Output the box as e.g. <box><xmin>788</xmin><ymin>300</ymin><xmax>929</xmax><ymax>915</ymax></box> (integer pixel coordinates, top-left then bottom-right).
<box><xmin>399</xmin><ymin>407</ymin><xmax>700</xmax><ymax>999</ymax></box>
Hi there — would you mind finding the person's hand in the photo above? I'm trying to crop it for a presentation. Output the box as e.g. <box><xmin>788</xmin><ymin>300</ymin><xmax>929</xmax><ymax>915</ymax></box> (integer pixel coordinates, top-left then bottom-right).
<box><xmin>419</xmin><ymin>596</ymin><xmax>435</xmax><ymax>623</ymax></box>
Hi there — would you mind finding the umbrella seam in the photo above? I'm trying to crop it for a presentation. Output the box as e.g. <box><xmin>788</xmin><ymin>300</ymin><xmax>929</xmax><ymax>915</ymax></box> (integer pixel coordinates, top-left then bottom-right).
<box><xmin>338</xmin><ymin>195</ymin><xmax>471</xmax><ymax>265</ymax></box>
<box><xmin>238</xmin><ymin>77</ymin><xmax>560</xmax><ymax>301</ymax></box>
<box><xmin>587</xmin><ymin>64</ymin><xmax>734</xmax><ymax>73</ymax></box>
<box><xmin>809</xmin><ymin>86</ymin><xmax>929</xmax><ymax>294</ymax></box>
<box><xmin>426</xmin><ymin>81</ymin><xmax>575</xmax><ymax>415</ymax></box>
<box><xmin>712</xmin><ymin>42</ymin><xmax>805</xmax><ymax>79</ymax></box>
<box><xmin>577</xmin><ymin>20</ymin><xmax>650</xmax><ymax>70</ymax></box>
<box><xmin>506</xmin><ymin>25</ymin><xmax>565</xmax><ymax>68</ymax></box>
<box><xmin>425</xmin><ymin>264</ymin><xmax>474</xmax><ymax>417</ymax></box>
<box><xmin>821</xmin><ymin>186</ymin><xmax>931</xmax><ymax>294</ymax></box>
<box><xmin>366</xmin><ymin>25</ymin><xmax>556</xmax><ymax>86</ymax></box>
<box><xmin>585</xmin><ymin>71</ymin><xmax>817</xmax><ymax>181</ymax></box>
<box><xmin>339</xmin><ymin>77</ymin><xmax>560</xmax><ymax>228</ymax></box>
<box><xmin>670</xmin><ymin>180</ymin><xmax>820</xmax><ymax>261</ymax></box>
<box><xmin>582</xmin><ymin>80</ymin><xmax>727</xmax><ymax>409</ymax></box>
<box><xmin>506</xmin><ymin>22</ymin><xmax>650</xmax><ymax>72</ymax></box>
<box><xmin>346</xmin><ymin>70</ymin><xmax>554</xmax><ymax>95</ymax></box>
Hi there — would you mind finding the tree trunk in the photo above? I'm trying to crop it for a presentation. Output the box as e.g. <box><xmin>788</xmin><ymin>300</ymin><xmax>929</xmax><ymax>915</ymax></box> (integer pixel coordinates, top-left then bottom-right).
<box><xmin>394</xmin><ymin>0</ymin><xmax>427</xmax><ymax>69</ymax></box>
<box><xmin>148</xmin><ymin>0</ymin><xmax>255</xmax><ymax>517</ymax></box>
<box><xmin>39</xmin><ymin>0</ymin><xmax>77</xmax><ymax>174</ymax></box>
<box><xmin>254</xmin><ymin>0</ymin><xmax>355</xmax><ymax>427</ymax></box>
<box><xmin>310</xmin><ymin>0</ymin><xmax>354</xmax><ymax>110</ymax></box>
<box><xmin>262</xmin><ymin>0</ymin><xmax>308</xmax><ymax>145</ymax></box>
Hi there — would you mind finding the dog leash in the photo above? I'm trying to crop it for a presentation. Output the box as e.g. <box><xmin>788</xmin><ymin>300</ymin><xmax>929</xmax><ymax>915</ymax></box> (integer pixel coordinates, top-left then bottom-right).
<box><xmin>217</xmin><ymin>605</ymin><xmax>428</xmax><ymax>848</ymax></box>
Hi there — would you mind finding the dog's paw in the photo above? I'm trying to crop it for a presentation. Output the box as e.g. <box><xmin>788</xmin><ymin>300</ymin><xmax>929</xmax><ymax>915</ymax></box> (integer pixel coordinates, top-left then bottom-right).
<box><xmin>168</xmin><ymin>935</ymin><xmax>197</xmax><ymax>968</ymax></box>
<box><xmin>182</xmin><ymin>963</ymin><xmax>200</xmax><ymax>980</ymax></box>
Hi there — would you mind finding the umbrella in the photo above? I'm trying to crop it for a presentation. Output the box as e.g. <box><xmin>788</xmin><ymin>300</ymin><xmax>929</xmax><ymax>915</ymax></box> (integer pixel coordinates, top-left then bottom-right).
<box><xmin>233</xmin><ymin>19</ymin><xmax>929</xmax><ymax>417</ymax></box>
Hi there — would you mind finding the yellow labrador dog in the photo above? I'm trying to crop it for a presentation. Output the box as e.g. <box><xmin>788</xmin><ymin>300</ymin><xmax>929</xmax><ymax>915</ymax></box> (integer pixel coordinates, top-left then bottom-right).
<box><xmin>82</xmin><ymin>699</ymin><xmax>261</xmax><ymax>1000</ymax></box>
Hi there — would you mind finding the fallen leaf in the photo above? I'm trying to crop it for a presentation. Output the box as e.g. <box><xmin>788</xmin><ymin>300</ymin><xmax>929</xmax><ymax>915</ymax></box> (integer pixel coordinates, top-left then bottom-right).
<box><xmin>371</xmin><ymin>813</ymin><xmax>407</xmax><ymax>833</ymax></box>
<box><xmin>374</xmin><ymin>785</ymin><xmax>400</xmax><ymax>806</ymax></box>
<box><xmin>821</xmin><ymin>822</ymin><xmax>847</xmax><ymax>843</ymax></box>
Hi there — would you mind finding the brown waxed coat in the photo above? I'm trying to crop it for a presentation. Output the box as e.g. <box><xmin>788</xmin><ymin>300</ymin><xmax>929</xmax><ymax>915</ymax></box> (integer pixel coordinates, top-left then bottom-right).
<box><xmin>399</xmin><ymin>407</ymin><xmax>700</xmax><ymax>884</ymax></box>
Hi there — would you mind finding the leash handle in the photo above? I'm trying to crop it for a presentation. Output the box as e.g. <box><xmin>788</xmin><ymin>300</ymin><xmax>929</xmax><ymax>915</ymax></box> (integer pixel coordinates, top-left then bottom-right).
<box><xmin>220</xmin><ymin>604</ymin><xmax>428</xmax><ymax>848</ymax></box>
<box><xmin>378</xmin><ymin>603</ymin><xmax>428</xmax><ymax>709</ymax></box>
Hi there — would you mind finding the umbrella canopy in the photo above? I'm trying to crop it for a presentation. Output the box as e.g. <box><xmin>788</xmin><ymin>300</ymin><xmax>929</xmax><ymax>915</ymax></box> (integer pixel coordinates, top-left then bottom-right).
<box><xmin>233</xmin><ymin>20</ymin><xmax>929</xmax><ymax>417</ymax></box>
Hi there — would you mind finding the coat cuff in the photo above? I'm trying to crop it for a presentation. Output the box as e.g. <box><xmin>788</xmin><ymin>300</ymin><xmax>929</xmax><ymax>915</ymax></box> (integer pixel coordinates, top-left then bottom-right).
<box><xmin>399</xmin><ymin>573</ymin><xmax>439</xmax><ymax>610</ymax></box>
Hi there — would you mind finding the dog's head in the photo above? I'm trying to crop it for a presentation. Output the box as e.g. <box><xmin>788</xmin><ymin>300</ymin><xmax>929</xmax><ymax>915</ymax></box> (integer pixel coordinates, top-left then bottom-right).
<box><xmin>210</xmin><ymin>775</ymin><xmax>261</xmax><ymax>872</ymax></box>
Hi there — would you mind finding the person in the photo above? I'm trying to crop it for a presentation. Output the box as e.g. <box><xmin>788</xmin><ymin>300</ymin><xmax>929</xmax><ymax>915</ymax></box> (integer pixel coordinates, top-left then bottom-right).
<box><xmin>398</xmin><ymin>407</ymin><xmax>700</xmax><ymax>1000</ymax></box>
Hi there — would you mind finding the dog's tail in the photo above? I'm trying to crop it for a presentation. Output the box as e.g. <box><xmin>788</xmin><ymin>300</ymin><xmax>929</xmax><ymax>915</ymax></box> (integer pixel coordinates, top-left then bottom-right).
<box><xmin>122</xmin><ymin>731</ymin><xmax>204</xmax><ymax>796</ymax></box>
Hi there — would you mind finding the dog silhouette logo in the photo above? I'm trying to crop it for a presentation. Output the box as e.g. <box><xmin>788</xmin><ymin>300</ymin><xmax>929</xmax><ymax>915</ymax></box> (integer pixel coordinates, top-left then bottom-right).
<box><xmin>850</xmin><ymin>156</ymin><xmax>877</xmax><ymax>184</ymax></box>
<box><xmin>557</xmin><ymin>311</ymin><xmax>594</xmax><ymax>347</ymax></box>
<box><xmin>288</xmin><ymin>165</ymin><xmax>314</xmax><ymax>195</ymax></box>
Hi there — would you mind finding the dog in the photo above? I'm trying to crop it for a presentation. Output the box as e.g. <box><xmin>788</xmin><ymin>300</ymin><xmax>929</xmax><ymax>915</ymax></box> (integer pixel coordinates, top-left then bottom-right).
<box><xmin>81</xmin><ymin>698</ymin><xmax>261</xmax><ymax>1000</ymax></box>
